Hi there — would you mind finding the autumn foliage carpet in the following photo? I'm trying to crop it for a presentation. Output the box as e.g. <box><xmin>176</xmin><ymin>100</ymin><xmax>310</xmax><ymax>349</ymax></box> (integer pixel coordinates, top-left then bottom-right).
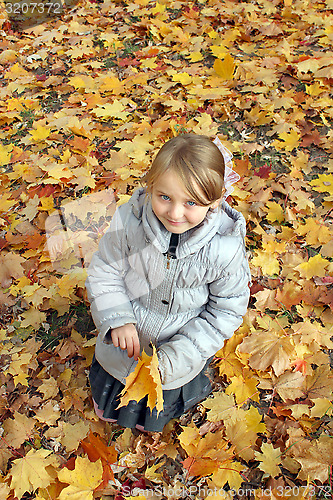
<box><xmin>0</xmin><ymin>0</ymin><xmax>333</xmax><ymax>498</ymax></box>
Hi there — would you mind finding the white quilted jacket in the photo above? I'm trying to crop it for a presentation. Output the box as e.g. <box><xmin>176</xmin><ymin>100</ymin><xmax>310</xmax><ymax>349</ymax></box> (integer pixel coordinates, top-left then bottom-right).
<box><xmin>86</xmin><ymin>188</ymin><xmax>251</xmax><ymax>390</ymax></box>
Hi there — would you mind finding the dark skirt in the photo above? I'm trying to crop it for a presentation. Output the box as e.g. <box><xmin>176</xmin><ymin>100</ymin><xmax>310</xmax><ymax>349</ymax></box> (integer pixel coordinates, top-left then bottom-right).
<box><xmin>89</xmin><ymin>356</ymin><xmax>213</xmax><ymax>432</ymax></box>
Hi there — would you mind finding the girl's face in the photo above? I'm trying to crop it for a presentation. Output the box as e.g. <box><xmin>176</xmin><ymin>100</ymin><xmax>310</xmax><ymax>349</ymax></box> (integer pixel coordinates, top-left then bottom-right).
<box><xmin>150</xmin><ymin>169</ymin><xmax>221</xmax><ymax>234</ymax></box>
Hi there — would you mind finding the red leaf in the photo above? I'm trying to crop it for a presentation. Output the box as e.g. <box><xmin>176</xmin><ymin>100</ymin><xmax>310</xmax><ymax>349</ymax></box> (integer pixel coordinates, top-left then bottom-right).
<box><xmin>254</xmin><ymin>162</ymin><xmax>271</xmax><ymax>179</ymax></box>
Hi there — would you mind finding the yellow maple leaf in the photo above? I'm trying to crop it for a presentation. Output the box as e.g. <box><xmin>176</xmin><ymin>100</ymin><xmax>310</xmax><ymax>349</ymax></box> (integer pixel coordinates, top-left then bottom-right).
<box><xmin>29</xmin><ymin>125</ymin><xmax>51</xmax><ymax>142</ymax></box>
<box><xmin>210</xmin><ymin>44</ymin><xmax>228</xmax><ymax>58</ymax></box>
<box><xmin>309</xmin><ymin>174</ymin><xmax>333</xmax><ymax>195</ymax></box>
<box><xmin>245</xmin><ymin>406</ymin><xmax>266</xmax><ymax>434</ymax></box>
<box><xmin>202</xmin><ymin>392</ymin><xmax>237</xmax><ymax>422</ymax></box>
<box><xmin>288</xmin><ymin>404</ymin><xmax>310</xmax><ymax>419</ymax></box>
<box><xmin>276</xmin><ymin>129</ymin><xmax>300</xmax><ymax>151</ymax></box>
<box><xmin>310</xmin><ymin>398</ymin><xmax>333</xmax><ymax>418</ymax></box>
<box><xmin>141</xmin><ymin>57</ymin><xmax>158</xmax><ymax>69</ymax></box>
<box><xmin>39</xmin><ymin>196</ymin><xmax>54</xmax><ymax>213</ymax></box>
<box><xmin>99</xmin><ymin>75</ymin><xmax>124</xmax><ymax>94</ymax></box>
<box><xmin>296</xmin><ymin>218</ymin><xmax>332</xmax><ymax>246</ymax></box>
<box><xmin>216</xmin><ymin>335</ymin><xmax>246</xmax><ymax>379</ymax></box>
<box><xmin>224</xmin><ymin>419</ymin><xmax>256</xmax><ymax>461</ymax></box>
<box><xmin>190</xmin><ymin>113</ymin><xmax>219</xmax><ymax>136</ymax></box>
<box><xmin>38</xmin><ymin>376</ymin><xmax>59</xmax><ymax>399</ymax></box>
<box><xmin>117</xmin><ymin>194</ymin><xmax>131</xmax><ymax>205</ymax></box>
<box><xmin>5</xmin><ymin>62</ymin><xmax>30</xmax><ymax>79</ymax></box>
<box><xmin>68</xmin><ymin>75</ymin><xmax>96</xmax><ymax>91</ymax></box>
<box><xmin>259</xmin><ymin>371</ymin><xmax>304</xmax><ymax>402</ymax></box>
<box><xmin>251</xmin><ymin>250</ymin><xmax>280</xmax><ymax>276</ymax></box>
<box><xmin>40</xmin><ymin>163</ymin><xmax>73</xmax><ymax>182</ymax></box>
<box><xmin>58</xmin><ymin>456</ymin><xmax>103</xmax><ymax>500</ymax></box>
<box><xmin>304</xmin><ymin>364</ymin><xmax>333</xmax><ymax>401</ymax></box>
<box><xmin>13</xmin><ymin>372</ymin><xmax>29</xmax><ymax>387</ymax></box>
<box><xmin>210</xmin><ymin>460</ymin><xmax>245</xmax><ymax>491</ymax></box>
<box><xmin>92</xmin><ymin>100</ymin><xmax>129</xmax><ymax>120</ymax></box>
<box><xmin>213</xmin><ymin>54</ymin><xmax>236</xmax><ymax>80</ymax></box>
<box><xmin>178</xmin><ymin>424</ymin><xmax>201</xmax><ymax>456</ymax></box>
<box><xmin>264</xmin><ymin>201</ymin><xmax>284</xmax><ymax>223</ymax></box>
<box><xmin>225</xmin><ymin>373</ymin><xmax>259</xmax><ymax>404</ymax></box>
<box><xmin>188</xmin><ymin>51</ymin><xmax>203</xmax><ymax>62</ymax></box>
<box><xmin>0</xmin><ymin>193</ymin><xmax>17</xmax><ymax>213</ymax></box>
<box><xmin>0</xmin><ymin>143</ymin><xmax>13</xmax><ymax>166</ymax></box>
<box><xmin>118</xmin><ymin>134</ymin><xmax>153</xmax><ymax>163</ymax></box>
<box><xmin>172</xmin><ymin>72</ymin><xmax>193</xmax><ymax>86</ymax></box>
<box><xmin>254</xmin><ymin>442</ymin><xmax>281</xmax><ymax>477</ymax></box>
<box><xmin>296</xmin><ymin>58</ymin><xmax>321</xmax><ymax>74</ymax></box>
<box><xmin>20</xmin><ymin>307</ymin><xmax>47</xmax><ymax>329</ymax></box>
<box><xmin>145</xmin><ymin>462</ymin><xmax>164</xmax><ymax>482</ymax></box>
<box><xmin>60</xmin><ymin>421</ymin><xmax>91</xmax><ymax>452</ymax></box>
<box><xmin>69</xmin><ymin>166</ymin><xmax>96</xmax><ymax>190</ymax></box>
<box><xmin>10</xmin><ymin>448</ymin><xmax>54</xmax><ymax>499</ymax></box>
<box><xmin>306</xmin><ymin>82</ymin><xmax>324</xmax><ymax>96</ymax></box>
<box><xmin>295</xmin><ymin>253</ymin><xmax>330</xmax><ymax>279</ymax></box>
<box><xmin>117</xmin><ymin>346</ymin><xmax>163</xmax><ymax>415</ymax></box>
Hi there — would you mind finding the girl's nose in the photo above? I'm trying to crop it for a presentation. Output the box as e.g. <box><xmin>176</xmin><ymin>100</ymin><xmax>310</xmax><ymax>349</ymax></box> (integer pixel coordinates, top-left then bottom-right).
<box><xmin>168</xmin><ymin>204</ymin><xmax>183</xmax><ymax>220</ymax></box>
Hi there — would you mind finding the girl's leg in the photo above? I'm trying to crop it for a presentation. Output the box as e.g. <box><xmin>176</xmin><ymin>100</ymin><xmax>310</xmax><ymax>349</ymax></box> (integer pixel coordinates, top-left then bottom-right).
<box><xmin>94</xmin><ymin>400</ymin><xmax>148</xmax><ymax>430</ymax></box>
<box><xmin>93</xmin><ymin>399</ymin><xmax>117</xmax><ymax>423</ymax></box>
<box><xmin>135</xmin><ymin>424</ymin><xmax>147</xmax><ymax>432</ymax></box>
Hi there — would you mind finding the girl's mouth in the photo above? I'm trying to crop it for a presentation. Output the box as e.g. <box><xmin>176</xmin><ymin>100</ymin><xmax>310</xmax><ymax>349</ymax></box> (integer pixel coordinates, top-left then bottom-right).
<box><xmin>167</xmin><ymin>220</ymin><xmax>184</xmax><ymax>225</ymax></box>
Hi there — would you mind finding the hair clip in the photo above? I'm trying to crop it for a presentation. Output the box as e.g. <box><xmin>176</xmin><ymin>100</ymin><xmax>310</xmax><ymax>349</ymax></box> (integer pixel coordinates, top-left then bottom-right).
<box><xmin>213</xmin><ymin>136</ymin><xmax>240</xmax><ymax>199</ymax></box>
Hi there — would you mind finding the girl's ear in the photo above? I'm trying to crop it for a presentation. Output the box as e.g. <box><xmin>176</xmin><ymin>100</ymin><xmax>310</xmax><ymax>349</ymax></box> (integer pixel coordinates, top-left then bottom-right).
<box><xmin>210</xmin><ymin>198</ymin><xmax>221</xmax><ymax>210</ymax></box>
<box><xmin>210</xmin><ymin>189</ymin><xmax>225</xmax><ymax>209</ymax></box>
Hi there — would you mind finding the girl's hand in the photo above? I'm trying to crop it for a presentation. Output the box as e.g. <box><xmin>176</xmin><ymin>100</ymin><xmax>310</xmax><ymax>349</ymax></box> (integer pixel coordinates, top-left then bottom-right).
<box><xmin>111</xmin><ymin>324</ymin><xmax>141</xmax><ymax>360</ymax></box>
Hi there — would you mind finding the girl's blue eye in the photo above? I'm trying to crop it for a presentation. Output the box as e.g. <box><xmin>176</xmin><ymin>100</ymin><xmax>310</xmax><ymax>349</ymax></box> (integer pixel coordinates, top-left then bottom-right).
<box><xmin>161</xmin><ymin>195</ymin><xmax>170</xmax><ymax>201</ymax></box>
<box><xmin>187</xmin><ymin>200</ymin><xmax>196</xmax><ymax>206</ymax></box>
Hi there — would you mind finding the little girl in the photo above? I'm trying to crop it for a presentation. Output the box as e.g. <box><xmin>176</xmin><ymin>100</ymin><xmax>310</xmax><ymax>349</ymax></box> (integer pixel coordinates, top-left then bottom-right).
<box><xmin>86</xmin><ymin>134</ymin><xmax>251</xmax><ymax>432</ymax></box>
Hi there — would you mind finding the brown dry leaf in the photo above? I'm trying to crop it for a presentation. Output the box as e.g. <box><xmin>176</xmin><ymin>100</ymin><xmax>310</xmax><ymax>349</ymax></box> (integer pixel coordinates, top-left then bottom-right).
<box><xmin>33</xmin><ymin>401</ymin><xmax>61</xmax><ymax>426</ymax></box>
<box><xmin>2</xmin><ymin>411</ymin><xmax>35</xmax><ymax>449</ymax></box>
<box><xmin>303</xmin><ymin>364</ymin><xmax>333</xmax><ymax>401</ymax></box>
<box><xmin>296</xmin><ymin>435</ymin><xmax>333</xmax><ymax>482</ymax></box>
<box><xmin>259</xmin><ymin>371</ymin><xmax>304</xmax><ymax>402</ymax></box>
<box><xmin>0</xmin><ymin>253</ymin><xmax>26</xmax><ymax>287</ymax></box>
<box><xmin>286</xmin><ymin>429</ymin><xmax>333</xmax><ymax>482</ymax></box>
<box><xmin>238</xmin><ymin>331</ymin><xmax>294</xmax><ymax>376</ymax></box>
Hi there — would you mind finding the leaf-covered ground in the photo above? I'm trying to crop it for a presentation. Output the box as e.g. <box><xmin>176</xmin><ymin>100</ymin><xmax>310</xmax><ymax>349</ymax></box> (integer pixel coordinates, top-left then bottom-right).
<box><xmin>0</xmin><ymin>0</ymin><xmax>332</xmax><ymax>498</ymax></box>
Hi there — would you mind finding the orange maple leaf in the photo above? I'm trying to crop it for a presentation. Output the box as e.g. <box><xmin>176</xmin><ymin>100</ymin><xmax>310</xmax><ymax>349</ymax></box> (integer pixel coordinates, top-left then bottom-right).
<box><xmin>117</xmin><ymin>346</ymin><xmax>163</xmax><ymax>415</ymax></box>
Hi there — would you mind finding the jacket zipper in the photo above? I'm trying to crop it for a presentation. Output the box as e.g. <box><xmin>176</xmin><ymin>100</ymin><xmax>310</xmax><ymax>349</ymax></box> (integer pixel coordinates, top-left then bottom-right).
<box><xmin>166</xmin><ymin>253</ymin><xmax>171</xmax><ymax>269</ymax></box>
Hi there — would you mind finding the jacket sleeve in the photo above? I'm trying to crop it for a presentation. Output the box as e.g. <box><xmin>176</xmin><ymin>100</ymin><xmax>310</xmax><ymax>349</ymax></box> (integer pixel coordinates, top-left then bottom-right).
<box><xmin>85</xmin><ymin>207</ymin><xmax>136</xmax><ymax>338</ymax></box>
<box><xmin>157</xmin><ymin>240</ymin><xmax>251</xmax><ymax>387</ymax></box>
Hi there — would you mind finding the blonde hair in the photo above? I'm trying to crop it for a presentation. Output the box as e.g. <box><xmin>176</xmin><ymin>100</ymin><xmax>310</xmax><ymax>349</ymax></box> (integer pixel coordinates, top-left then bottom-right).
<box><xmin>142</xmin><ymin>134</ymin><xmax>225</xmax><ymax>206</ymax></box>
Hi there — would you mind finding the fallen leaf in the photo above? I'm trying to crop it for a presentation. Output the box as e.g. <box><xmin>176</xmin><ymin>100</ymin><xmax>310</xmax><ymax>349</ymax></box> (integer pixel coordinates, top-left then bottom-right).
<box><xmin>9</xmin><ymin>448</ymin><xmax>54</xmax><ymax>499</ymax></box>
<box><xmin>117</xmin><ymin>346</ymin><xmax>163</xmax><ymax>415</ymax></box>
<box><xmin>254</xmin><ymin>443</ymin><xmax>281</xmax><ymax>477</ymax></box>
<box><xmin>58</xmin><ymin>456</ymin><xmax>103</xmax><ymax>500</ymax></box>
<box><xmin>238</xmin><ymin>331</ymin><xmax>294</xmax><ymax>376</ymax></box>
